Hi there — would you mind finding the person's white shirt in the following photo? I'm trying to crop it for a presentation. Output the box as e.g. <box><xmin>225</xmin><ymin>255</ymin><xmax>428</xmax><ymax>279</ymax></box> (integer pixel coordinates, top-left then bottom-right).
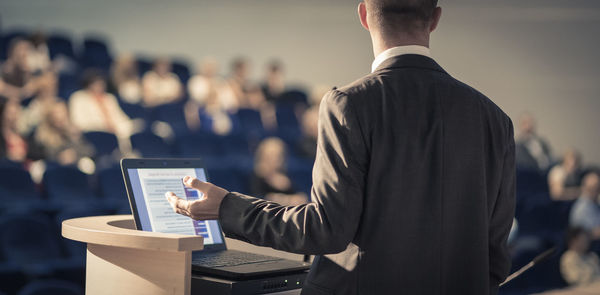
<box><xmin>68</xmin><ymin>89</ymin><xmax>133</xmax><ymax>139</ymax></box>
<box><xmin>371</xmin><ymin>45</ymin><xmax>432</xmax><ymax>73</ymax></box>
<box><xmin>188</xmin><ymin>75</ymin><xmax>237</xmax><ymax>111</ymax></box>
<box><xmin>142</xmin><ymin>71</ymin><xmax>181</xmax><ymax>107</ymax></box>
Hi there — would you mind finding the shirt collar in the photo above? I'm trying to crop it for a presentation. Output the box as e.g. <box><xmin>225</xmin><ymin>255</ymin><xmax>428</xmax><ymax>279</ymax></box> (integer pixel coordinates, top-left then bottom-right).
<box><xmin>371</xmin><ymin>45</ymin><xmax>432</xmax><ymax>73</ymax></box>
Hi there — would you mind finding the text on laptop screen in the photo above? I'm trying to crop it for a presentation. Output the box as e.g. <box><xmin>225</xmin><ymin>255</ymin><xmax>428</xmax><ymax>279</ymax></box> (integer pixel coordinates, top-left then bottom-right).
<box><xmin>127</xmin><ymin>168</ymin><xmax>223</xmax><ymax>245</ymax></box>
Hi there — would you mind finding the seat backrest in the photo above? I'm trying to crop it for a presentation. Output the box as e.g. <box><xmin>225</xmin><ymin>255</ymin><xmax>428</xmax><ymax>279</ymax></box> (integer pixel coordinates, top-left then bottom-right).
<box><xmin>43</xmin><ymin>166</ymin><xmax>95</xmax><ymax>201</ymax></box>
<box><xmin>0</xmin><ymin>214</ymin><xmax>62</xmax><ymax>264</ymax></box>
<box><xmin>0</xmin><ymin>167</ymin><xmax>39</xmax><ymax>200</ymax></box>
<box><xmin>130</xmin><ymin>132</ymin><xmax>171</xmax><ymax>157</ymax></box>
<box><xmin>83</xmin><ymin>131</ymin><xmax>119</xmax><ymax>157</ymax></box>
<box><xmin>17</xmin><ymin>279</ymin><xmax>83</xmax><ymax>295</ymax></box>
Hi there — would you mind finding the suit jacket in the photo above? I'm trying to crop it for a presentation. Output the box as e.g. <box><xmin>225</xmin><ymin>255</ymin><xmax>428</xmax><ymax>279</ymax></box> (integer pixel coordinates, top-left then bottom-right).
<box><xmin>219</xmin><ymin>54</ymin><xmax>516</xmax><ymax>295</ymax></box>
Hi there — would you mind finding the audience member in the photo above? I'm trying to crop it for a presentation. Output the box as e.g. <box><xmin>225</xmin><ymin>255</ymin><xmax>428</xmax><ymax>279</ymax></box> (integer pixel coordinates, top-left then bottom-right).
<box><xmin>0</xmin><ymin>96</ymin><xmax>44</xmax><ymax>163</ymax></box>
<box><xmin>549</xmin><ymin>149</ymin><xmax>584</xmax><ymax>200</ymax></box>
<box><xmin>261</xmin><ymin>60</ymin><xmax>285</xmax><ymax>103</ymax></box>
<box><xmin>569</xmin><ymin>172</ymin><xmax>600</xmax><ymax>238</ymax></box>
<box><xmin>27</xmin><ymin>31</ymin><xmax>51</xmax><ymax>74</ymax></box>
<box><xmin>111</xmin><ymin>54</ymin><xmax>142</xmax><ymax>104</ymax></box>
<box><xmin>69</xmin><ymin>70</ymin><xmax>134</xmax><ymax>140</ymax></box>
<box><xmin>34</xmin><ymin>101</ymin><xmax>93</xmax><ymax>165</ymax></box>
<box><xmin>19</xmin><ymin>72</ymin><xmax>60</xmax><ymax>134</ymax></box>
<box><xmin>251</xmin><ymin>137</ymin><xmax>307</xmax><ymax>206</ymax></box>
<box><xmin>188</xmin><ymin>58</ymin><xmax>229</xmax><ymax>110</ymax></box>
<box><xmin>297</xmin><ymin>106</ymin><xmax>318</xmax><ymax>160</ymax></box>
<box><xmin>222</xmin><ymin>57</ymin><xmax>265</xmax><ymax>110</ymax></box>
<box><xmin>561</xmin><ymin>227</ymin><xmax>600</xmax><ymax>285</ymax></box>
<box><xmin>1</xmin><ymin>38</ymin><xmax>39</xmax><ymax>99</ymax></box>
<box><xmin>141</xmin><ymin>57</ymin><xmax>182</xmax><ymax>107</ymax></box>
<box><xmin>515</xmin><ymin>112</ymin><xmax>553</xmax><ymax>173</ymax></box>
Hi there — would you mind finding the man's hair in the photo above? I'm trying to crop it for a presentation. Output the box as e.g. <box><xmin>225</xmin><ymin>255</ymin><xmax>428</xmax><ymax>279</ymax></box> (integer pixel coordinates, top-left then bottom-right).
<box><xmin>366</xmin><ymin>0</ymin><xmax>439</xmax><ymax>35</ymax></box>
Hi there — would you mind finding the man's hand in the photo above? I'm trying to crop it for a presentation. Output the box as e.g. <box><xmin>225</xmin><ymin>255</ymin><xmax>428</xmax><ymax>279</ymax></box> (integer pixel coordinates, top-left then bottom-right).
<box><xmin>165</xmin><ymin>176</ymin><xmax>229</xmax><ymax>220</ymax></box>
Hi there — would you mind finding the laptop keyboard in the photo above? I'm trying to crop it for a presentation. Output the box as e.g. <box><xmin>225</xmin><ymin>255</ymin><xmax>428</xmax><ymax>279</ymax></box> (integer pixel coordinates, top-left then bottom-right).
<box><xmin>193</xmin><ymin>250</ymin><xmax>283</xmax><ymax>268</ymax></box>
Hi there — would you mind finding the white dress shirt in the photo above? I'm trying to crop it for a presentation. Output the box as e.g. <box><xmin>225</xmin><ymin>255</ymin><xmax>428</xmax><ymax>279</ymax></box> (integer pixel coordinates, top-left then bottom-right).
<box><xmin>371</xmin><ymin>45</ymin><xmax>432</xmax><ymax>73</ymax></box>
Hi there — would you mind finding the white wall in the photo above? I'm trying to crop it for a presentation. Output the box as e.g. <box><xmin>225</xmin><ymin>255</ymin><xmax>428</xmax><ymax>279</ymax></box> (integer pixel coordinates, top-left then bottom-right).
<box><xmin>1</xmin><ymin>0</ymin><xmax>599</xmax><ymax>164</ymax></box>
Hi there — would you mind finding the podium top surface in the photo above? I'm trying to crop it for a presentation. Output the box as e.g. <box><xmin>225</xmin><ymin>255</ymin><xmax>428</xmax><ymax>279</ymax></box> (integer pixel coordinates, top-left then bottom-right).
<box><xmin>62</xmin><ymin>215</ymin><xmax>204</xmax><ymax>252</ymax></box>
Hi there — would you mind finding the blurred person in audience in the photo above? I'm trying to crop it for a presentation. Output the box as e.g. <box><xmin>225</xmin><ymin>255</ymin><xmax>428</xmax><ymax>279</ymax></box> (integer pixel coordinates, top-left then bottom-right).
<box><xmin>561</xmin><ymin>227</ymin><xmax>600</xmax><ymax>285</ymax></box>
<box><xmin>0</xmin><ymin>95</ymin><xmax>44</xmax><ymax>163</ymax></box>
<box><xmin>34</xmin><ymin>101</ymin><xmax>93</xmax><ymax>165</ymax></box>
<box><xmin>69</xmin><ymin>69</ymin><xmax>134</xmax><ymax>140</ymax></box>
<box><xmin>111</xmin><ymin>54</ymin><xmax>142</xmax><ymax>104</ymax></box>
<box><xmin>1</xmin><ymin>38</ymin><xmax>40</xmax><ymax>100</ymax></box>
<box><xmin>570</xmin><ymin>172</ymin><xmax>600</xmax><ymax>238</ymax></box>
<box><xmin>142</xmin><ymin>57</ymin><xmax>182</xmax><ymax>107</ymax></box>
<box><xmin>19</xmin><ymin>72</ymin><xmax>60</xmax><ymax>133</ymax></box>
<box><xmin>549</xmin><ymin>149</ymin><xmax>583</xmax><ymax>200</ymax></box>
<box><xmin>261</xmin><ymin>59</ymin><xmax>285</xmax><ymax>103</ymax></box>
<box><xmin>251</xmin><ymin>137</ymin><xmax>308</xmax><ymax>206</ymax></box>
<box><xmin>27</xmin><ymin>30</ymin><xmax>51</xmax><ymax>74</ymax></box>
<box><xmin>223</xmin><ymin>57</ymin><xmax>265</xmax><ymax>110</ymax></box>
<box><xmin>515</xmin><ymin>112</ymin><xmax>553</xmax><ymax>173</ymax></box>
<box><xmin>186</xmin><ymin>58</ymin><xmax>234</xmax><ymax>134</ymax></box>
<box><xmin>297</xmin><ymin>106</ymin><xmax>318</xmax><ymax>160</ymax></box>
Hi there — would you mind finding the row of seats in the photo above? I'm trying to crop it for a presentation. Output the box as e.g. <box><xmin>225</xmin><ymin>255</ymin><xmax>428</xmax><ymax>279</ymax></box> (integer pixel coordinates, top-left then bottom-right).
<box><xmin>0</xmin><ymin>29</ymin><xmax>191</xmax><ymax>84</ymax></box>
<box><xmin>0</xmin><ymin>208</ymin><xmax>97</xmax><ymax>294</ymax></box>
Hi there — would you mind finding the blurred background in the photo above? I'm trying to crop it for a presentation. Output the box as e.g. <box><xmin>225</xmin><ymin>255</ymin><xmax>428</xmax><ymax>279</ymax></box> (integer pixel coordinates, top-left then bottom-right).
<box><xmin>0</xmin><ymin>0</ymin><xmax>598</xmax><ymax>294</ymax></box>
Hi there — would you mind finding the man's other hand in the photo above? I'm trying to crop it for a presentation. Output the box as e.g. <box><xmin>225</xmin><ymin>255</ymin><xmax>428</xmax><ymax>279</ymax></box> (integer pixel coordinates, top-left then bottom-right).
<box><xmin>165</xmin><ymin>176</ymin><xmax>229</xmax><ymax>220</ymax></box>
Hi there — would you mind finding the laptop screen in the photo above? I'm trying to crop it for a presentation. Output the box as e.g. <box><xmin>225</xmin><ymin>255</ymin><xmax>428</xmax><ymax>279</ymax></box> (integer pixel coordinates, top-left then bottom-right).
<box><xmin>126</xmin><ymin>167</ymin><xmax>224</xmax><ymax>246</ymax></box>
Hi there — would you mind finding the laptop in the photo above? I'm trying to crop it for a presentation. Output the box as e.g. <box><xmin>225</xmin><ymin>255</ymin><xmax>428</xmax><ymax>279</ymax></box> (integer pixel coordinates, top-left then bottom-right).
<box><xmin>120</xmin><ymin>158</ymin><xmax>311</xmax><ymax>279</ymax></box>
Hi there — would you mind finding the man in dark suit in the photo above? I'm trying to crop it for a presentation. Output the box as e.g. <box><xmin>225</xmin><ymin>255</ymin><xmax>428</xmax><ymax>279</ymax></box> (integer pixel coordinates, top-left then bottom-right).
<box><xmin>166</xmin><ymin>0</ymin><xmax>515</xmax><ymax>294</ymax></box>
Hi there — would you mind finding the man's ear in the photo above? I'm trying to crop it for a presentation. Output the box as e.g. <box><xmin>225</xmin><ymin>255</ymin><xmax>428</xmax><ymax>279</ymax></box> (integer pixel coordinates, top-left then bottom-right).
<box><xmin>358</xmin><ymin>2</ymin><xmax>369</xmax><ymax>31</ymax></box>
<box><xmin>429</xmin><ymin>7</ymin><xmax>442</xmax><ymax>32</ymax></box>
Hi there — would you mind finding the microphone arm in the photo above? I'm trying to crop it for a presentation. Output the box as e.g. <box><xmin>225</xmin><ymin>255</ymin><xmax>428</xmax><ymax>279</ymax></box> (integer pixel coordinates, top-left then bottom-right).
<box><xmin>499</xmin><ymin>247</ymin><xmax>557</xmax><ymax>287</ymax></box>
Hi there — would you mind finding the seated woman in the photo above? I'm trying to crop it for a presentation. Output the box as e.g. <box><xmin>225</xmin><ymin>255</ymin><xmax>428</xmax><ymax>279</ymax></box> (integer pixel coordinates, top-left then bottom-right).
<box><xmin>251</xmin><ymin>137</ymin><xmax>308</xmax><ymax>206</ymax></box>
<box><xmin>1</xmin><ymin>38</ymin><xmax>41</xmax><ymax>100</ymax></box>
<box><xmin>186</xmin><ymin>58</ymin><xmax>233</xmax><ymax>135</ymax></box>
<box><xmin>0</xmin><ymin>96</ymin><xmax>44</xmax><ymax>165</ymax></box>
<box><xmin>19</xmin><ymin>72</ymin><xmax>61</xmax><ymax>134</ymax></box>
<box><xmin>141</xmin><ymin>58</ymin><xmax>182</xmax><ymax>107</ymax></box>
<box><xmin>68</xmin><ymin>70</ymin><xmax>135</xmax><ymax>141</ymax></box>
<box><xmin>561</xmin><ymin>227</ymin><xmax>600</xmax><ymax>286</ymax></box>
<box><xmin>34</xmin><ymin>101</ymin><xmax>93</xmax><ymax>165</ymax></box>
<box><xmin>111</xmin><ymin>54</ymin><xmax>142</xmax><ymax>104</ymax></box>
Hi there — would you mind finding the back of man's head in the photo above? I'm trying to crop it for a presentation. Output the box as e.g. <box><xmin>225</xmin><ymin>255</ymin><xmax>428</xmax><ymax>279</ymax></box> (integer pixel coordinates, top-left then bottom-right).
<box><xmin>365</xmin><ymin>0</ymin><xmax>439</xmax><ymax>36</ymax></box>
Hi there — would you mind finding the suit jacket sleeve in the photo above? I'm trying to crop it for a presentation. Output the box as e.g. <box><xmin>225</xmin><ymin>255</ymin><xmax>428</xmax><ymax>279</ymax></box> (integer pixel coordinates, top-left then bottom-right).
<box><xmin>489</xmin><ymin>119</ymin><xmax>516</xmax><ymax>290</ymax></box>
<box><xmin>218</xmin><ymin>89</ymin><xmax>368</xmax><ymax>255</ymax></box>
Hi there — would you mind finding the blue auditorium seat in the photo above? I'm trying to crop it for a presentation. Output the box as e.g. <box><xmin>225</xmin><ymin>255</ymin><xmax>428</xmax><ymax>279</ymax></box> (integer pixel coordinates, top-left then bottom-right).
<box><xmin>17</xmin><ymin>279</ymin><xmax>83</xmax><ymax>295</ymax></box>
<box><xmin>136</xmin><ymin>57</ymin><xmax>153</xmax><ymax>78</ymax></box>
<box><xmin>171</xmin><ymin>59</ymin><xmax>191</xmax><ymax>85</ymax></box>
<box><xmin>516</xmin><ymin>168</ymin><xmax>548</xmax><ymax>196</ymax></box>
<box><xmin>279</xmin><ymin>89</ymin><xmax>309</xmax><ymax>106</ymax></box>
<box><xmin>47</xmin><ymin>33</ymin><xmax>75</xmax><ymax>60</ymax></box>
<box><xmin>97</xmin><ymin>166</ymin><xmax>129</xmax><ymax>212</ymax></box>
<box><xmin>83</xmin><ymin>131</ymin><xmax>119</xmax><ymax>157</ymax></box>
<box><xmin>208</xmin><ymin>167</ymin><xmax>249</xmax><ymax>194</ymax></box>
<box><xmin>80</xmin><ymin>36</ymin><xmax>112</xmax><ymax>72</ymax></box>
<box><xmin>119</xmin><ymin>101</ymin><xmax>146</xmax><ymax>119</ymax></box>
<box><xmin>58</xmin><ymin>73</ymin><xmax>80</xmax><ymax>100</ymax></box>
<box><xmin>130</xmin><ymin>132</ymin><xmax>172</xmax><ymax>157</ymax></box>
<box><xmin>275</xmin><ymin>103</ymin><xmax>302</xmax><ymax>146</ymax></box>
<box><xmin>0</xmin><ymin>167</ymin><xmax>42</xmax><ymax>211</ymax></box>
<box><xmin>236</xmin><ymin>108</ymin><xmax>265</xmax><ymax>136</ymax></box>
<box><xmin>0</xmin><ymin>214</ymin><xmax>63</xmax><ymax>276</ymax></box>
<box><xmin>43</xmin><ymin>166</ymin><xmax>97</xmax><ymax>206</ymax></box>
<box><xmin>152</xmin><ymin>102</ymin><xmax>189</xmax><ymax>135</ymax></box>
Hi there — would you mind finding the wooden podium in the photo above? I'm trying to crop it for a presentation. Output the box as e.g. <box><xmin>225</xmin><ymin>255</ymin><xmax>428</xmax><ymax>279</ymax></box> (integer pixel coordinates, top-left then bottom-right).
<box><xmin>62</xmin><ymin>215</ymin><xmax>204</xmax><ymax>295</ymax></box>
